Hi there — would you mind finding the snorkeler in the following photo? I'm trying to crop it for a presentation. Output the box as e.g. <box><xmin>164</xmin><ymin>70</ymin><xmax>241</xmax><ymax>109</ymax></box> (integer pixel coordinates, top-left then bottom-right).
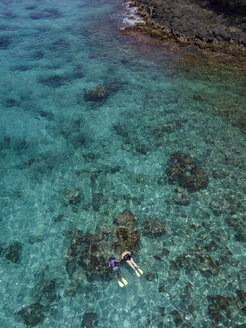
<box><xmin>109</xmin><ymin>257</ymin><xmax>128</xmax><ymax>288</ymax></box>
<box><xmin>121</xmin><ymin>250</ymin><xmax>144</xmax><ymax>277</ymax></box>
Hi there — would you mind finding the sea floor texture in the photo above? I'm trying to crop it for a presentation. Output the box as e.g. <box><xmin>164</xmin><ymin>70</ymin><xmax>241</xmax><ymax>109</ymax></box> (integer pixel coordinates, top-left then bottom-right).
<box><xmin>0</xmin><ymin>0</ymin><xmax>246</xmax><ymax>327</ymax></box>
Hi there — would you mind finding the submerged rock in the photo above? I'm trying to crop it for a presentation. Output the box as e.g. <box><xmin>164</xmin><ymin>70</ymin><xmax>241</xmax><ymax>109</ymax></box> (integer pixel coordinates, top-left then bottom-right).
<box><xmin>207</xmin><ymin>295</ymin><xmax>236</xmax><ymax>324</ymax></box>
<box><xmin>29</xmin><ymin>8</ymin><xmax>62</xmax><ymax>19</ymax></box>
<box><xmin>5</xmin><ymin>98</ymin><xmax>17</xmax><ymax>107</ymax></box>
<box><xmin>170</xmin><ymin>251</ymin><xmax>219</xmax><ymax>277</ymax></box>
<box><xmin>39</xmin><ymin>74</ymin><xmax>67</xmax><ymax>88</ymax></box>
<box><xmin>84</xmin><ymin>86</ymin><xmax>109</xmax><ymax>102</ymax></box>
<box><xmin>81</xmin><ymin>312</ymin><xmax>98</xmax><ymax>328</ymax></box>
<box><xmin>41</xmin><ymin>279</ymin><xmax>57</xmax><ymax>303</ymax></box>
<box><xmin>28</xmin><ymin>235</ymin><xmax>44</xmax><ymax>244</ymax></box>
<box><xmin>53</xmin><ymin>214</ymin><xmax>64</xmax><ymax>223</ymax></box>
<box><xmin>83</xmin><ymin>80</ymin><xmax>122</xmax><ymax>103</ymax></box>
<box><xmin>113</xmin><ymin>123</ymin><xmax>129</xmax><ymax>138</ymax></box>
<box><xmin>145</xmin><ymin>272</ymin><xmax>157</xmax><ymax>281</ymax></box>
<box><xmin>64</xmin><ymin>188</ymin><xmax>81</xmax><ymax>206</ymax></box>
<box><xmin>92</xmin><ymin>193</ymin><xmax>106</xmax><ymax>211</ymax></box>
<box><xmin>236</xmin><ymin>289</ymin><xmax>246</xmax><ymax>302</ymax></box>
<box><xmin>173</xmin><ymin>187</ymin><xmax>190</xmax><ymax>205</ymax></box>
<box><xmin>171</xmin><ymin>309</ymin><xmax>187</xmax><ymax>327</ymax></box>
<box><xmin>226</xmin><ymin>216</ymin><xmax>246</xmax><ymax>242</ymax></box>
<box><xmin>17</xmin><ymin>302</ymin><xmax>46</xmax><ymax>327</ymax></box>
<box><xmin>17</xmin><ymin>140</ymin><xmax>28</xmax><ymax>150</ymax></box>
<box><xmin>0</xmin><ymin>36</ymin><xmax>11</xmax><ymax>49</ymax></box>
<box><xmin>135</xmin><ymin>143</ymin><xmax>148</xmax><ymax>154</ymax></box>
<box><xmin>142</xmin><ymin>218</ymin><xmax>165</xmax><ymax>237</ymax></box>
<box><xmin>167</xmin><ymin>153</ymin><xmax>208</xmax><ymax>192</ymax></box>
<box><xmin>210</xmin><ymin>195</ymin><xmax>241</xmax><ymax>216</ymax></box>
<box><xmin>180</xmin><ymin>170</ymin><xmax>208</xmax><ymax>192</ymax></box>
<box><xmin>4</xmin><ymin>241</ymin><xmax>22</xmax><ymax>263</ymax></box>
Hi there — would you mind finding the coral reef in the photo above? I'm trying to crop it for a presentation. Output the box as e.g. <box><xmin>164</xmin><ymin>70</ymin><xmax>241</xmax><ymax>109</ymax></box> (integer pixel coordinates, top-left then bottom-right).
<box><xmin>226</xmin><ymin>216</ymin><xmax>246</xmax><ymax>242</ymax></box>
<box><xmin>167</xmin><ymin>153</ymin><xmax>208</xmax><ymax>192</ymax></box>
<box><xmin>84</xmin><ymin>86</ymin><xmax>109</xmax><ymax>102</ymax></box>
<box><xmin>173</xmin><ymin>187</ymin><xmax>190</xmax><ymax>205</ymax></box>
<box><xmin>142</xmin><ymin>218</ymin><xmax>165</xmax><ymax>237</ymax></box>
<box><xmin>65</xmin><ymin>210</ymin><xmax>140</xmax><ymax>280</ymax></box>
<box><xmin>92</xmin><ymin>193</ymin><xmax>106</xmax><ymax>211</ymax></box>
<box><xmin>2</xmin><ymin>241</ymin><xmax>23</xmax><ymax>263</ymax></box>
<box><xmin>83</xmin><ymin>80</ymin><xmax>123</xmax><ymax>103</ymax></box>
<box><xmin>17</xmin><ymin>302</ymin><xmax>46</xmax><ymax>327</ymax></box>
<box><xmin>81</xmin><ymin>312</ymin><xmax>98</xmax><ymax>328</ymax></box>
<box><xmin>17</xmin><ymin>267</ymin><xmax>62</xmax><ymax>326</ymax></box>
<box><xmin>64</xmin><ymin>188</ymin><xmax>82</xmax><ymax>206</ymax></box>
<box><xmin>170</xmin><ymin>248</ymin><xmax>220</xmax><ymax>277</ymax></box>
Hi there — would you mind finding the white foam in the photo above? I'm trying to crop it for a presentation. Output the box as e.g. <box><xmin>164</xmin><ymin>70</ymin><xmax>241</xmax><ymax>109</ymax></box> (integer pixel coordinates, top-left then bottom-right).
<box><xmin>121</xmin><ymin>1</ymin><xmax>145</xmax><ymax>28</ymax></box>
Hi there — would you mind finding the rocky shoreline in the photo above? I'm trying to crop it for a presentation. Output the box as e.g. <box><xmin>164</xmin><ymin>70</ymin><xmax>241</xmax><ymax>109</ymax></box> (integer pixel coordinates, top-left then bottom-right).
<box><xmin>123</xmin><ymin>0</ymin><xmax>246</xmax><ymax>58</ymax></box>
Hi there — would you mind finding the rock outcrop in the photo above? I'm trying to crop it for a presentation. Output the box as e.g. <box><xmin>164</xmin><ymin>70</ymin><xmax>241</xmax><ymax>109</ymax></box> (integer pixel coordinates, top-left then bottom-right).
<box><xmin>123</xmin><ymin>0</ymin><xmax>246</xmax><ymax>57</ymax></box>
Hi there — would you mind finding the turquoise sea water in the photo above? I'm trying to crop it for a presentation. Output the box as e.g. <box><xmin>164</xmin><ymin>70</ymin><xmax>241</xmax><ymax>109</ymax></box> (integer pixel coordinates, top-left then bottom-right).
<box><xmin>0</xmin><ymin>0</ymin><xmax>246</xmax><ymax>327</ymax></box>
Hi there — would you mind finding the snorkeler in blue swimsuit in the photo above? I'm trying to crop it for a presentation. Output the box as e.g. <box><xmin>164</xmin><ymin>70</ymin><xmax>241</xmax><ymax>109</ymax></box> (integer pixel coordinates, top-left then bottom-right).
<box><xmin>109</xmin><ymin>257</ymin><xmax>128</xmax><ymax>288</ymax></box>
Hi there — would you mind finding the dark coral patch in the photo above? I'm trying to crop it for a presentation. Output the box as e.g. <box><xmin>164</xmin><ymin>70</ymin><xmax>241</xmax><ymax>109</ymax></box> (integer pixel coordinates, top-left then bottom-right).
<box><xmin>167</xmin><ymin>153</ymin><xmax>208</xmax><ymax>192</ymax></box>
<box><xmin>4</xmin><ymin>241</ymin><xmax>22</xmax><ymax>263</ymax></box>
<box><xmin>180</xmin><ymin>169</ymin><xmax>208</xmax><ymax>192</ymax></box>
<box><xmin>17</xmin><ymin>302</ymin><xmax>46</xmax><ymax>327</ymax></box>
<box><xmin>29</xmin><ymin>8</ymin><xmax>62</xmax><ymax>20</ymax></box>
<box><xmin>142</xmin><ymin>218</ymin><xmax>165</xmax><ymax>237</ymax></box>
<box><xmin>5</xmin><ymin>98</ymin><xmax>17</xmax><ymax>107</ymax></box>
<box><xmin>84</xmin><ymin>86</ymin><xmax>109</xmax><ymax>102</ymax></box>
<box><xmin>82</xmin><ymin>80</ymin><xmax>123</xmax><ymax>103</ymax></box>
<box><xmin>207</xmin><ymin>295</ymin><xmax>236</xmax><ymax>324</ymax></box>
<box><xmin>92</xmin><ymin>193</ymin><xmax>106</xmax><ymax>211</ymax></box>
<box><xmin>170</xmin><ymin>251</ymin><xmax>219</xmax><ymax>277</ymax></box>
<box><xmin>0</xmin><ymin>36</ymin><xmax>11</xmax><ymax>49</ymax></box>
<box><xmin>38</xmin><ymin>74</ymin><xmax>67</xmax><ymax>88</ymax></box>
<box><xmin>65</xmin><ymin>210</ymin><xmax>140</xmax><ymax>280</ymax></box>
<box><xmin>81</xmin><ymin>312</ymin><xmax>98</xmax><ymax>328</ymax></box>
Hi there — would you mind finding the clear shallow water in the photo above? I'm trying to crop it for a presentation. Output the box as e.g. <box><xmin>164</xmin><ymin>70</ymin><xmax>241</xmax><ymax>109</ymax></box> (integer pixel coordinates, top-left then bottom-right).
<box><xmin>0</xmin><ymin>0</ymin><xmax>246</xmax><ymax>327</ymax></box>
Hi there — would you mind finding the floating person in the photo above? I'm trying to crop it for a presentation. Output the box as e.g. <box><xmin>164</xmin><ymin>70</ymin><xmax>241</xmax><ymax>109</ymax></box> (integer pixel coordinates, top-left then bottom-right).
<box><xmin>121</xmin><ymin>250</ymin><xmax>143</xmax><ymax>277</ymax></box>
<box><xmin>108</xmin><ymin>257</ymin><xmax>128</xmax><ymax>288</ymax></box>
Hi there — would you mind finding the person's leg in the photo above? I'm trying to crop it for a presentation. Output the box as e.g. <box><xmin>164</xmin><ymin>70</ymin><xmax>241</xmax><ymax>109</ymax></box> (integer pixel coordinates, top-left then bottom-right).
<box><xmin>130</xmin><ymin>259</ymin><xmax>139</xmax><ymax>268</ymax></box>
<box><xmin>114</xmin><ymin>273</ymin><xmax>119</xmax><ymax>281</ymax></box>
<box><xmin>127</xmin><ymin>260</ymin><xmax>136</xmax><ymax>271</ymax></box>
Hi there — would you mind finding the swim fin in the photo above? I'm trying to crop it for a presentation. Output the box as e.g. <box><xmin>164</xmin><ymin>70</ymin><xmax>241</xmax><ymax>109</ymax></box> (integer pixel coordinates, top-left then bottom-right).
<box><xmin>122</xmin><ymin>278</ymin><xmax>128</xmax><ymax>286</ymax></box>
<box><xmin>118</xmin><ymin>280</ymin><xmax>124</xmax><ymax>288</ymax></box>
<box><xmin>137</xmin><ymin>268</ymin><xmax>144</xmax><ymax>275</ymax></box>
<box><xmin>135</xmin><ymin>270</ymin><xmax>140</xmax><ymax>277</ymax></box>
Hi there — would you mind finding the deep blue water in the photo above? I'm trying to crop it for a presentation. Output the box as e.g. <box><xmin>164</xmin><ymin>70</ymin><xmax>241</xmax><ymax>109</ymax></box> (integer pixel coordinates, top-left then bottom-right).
<box><xmin>0</xmin><ymin>0</ymin><xmax>246</xmax><ymax>327</ymax></box>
